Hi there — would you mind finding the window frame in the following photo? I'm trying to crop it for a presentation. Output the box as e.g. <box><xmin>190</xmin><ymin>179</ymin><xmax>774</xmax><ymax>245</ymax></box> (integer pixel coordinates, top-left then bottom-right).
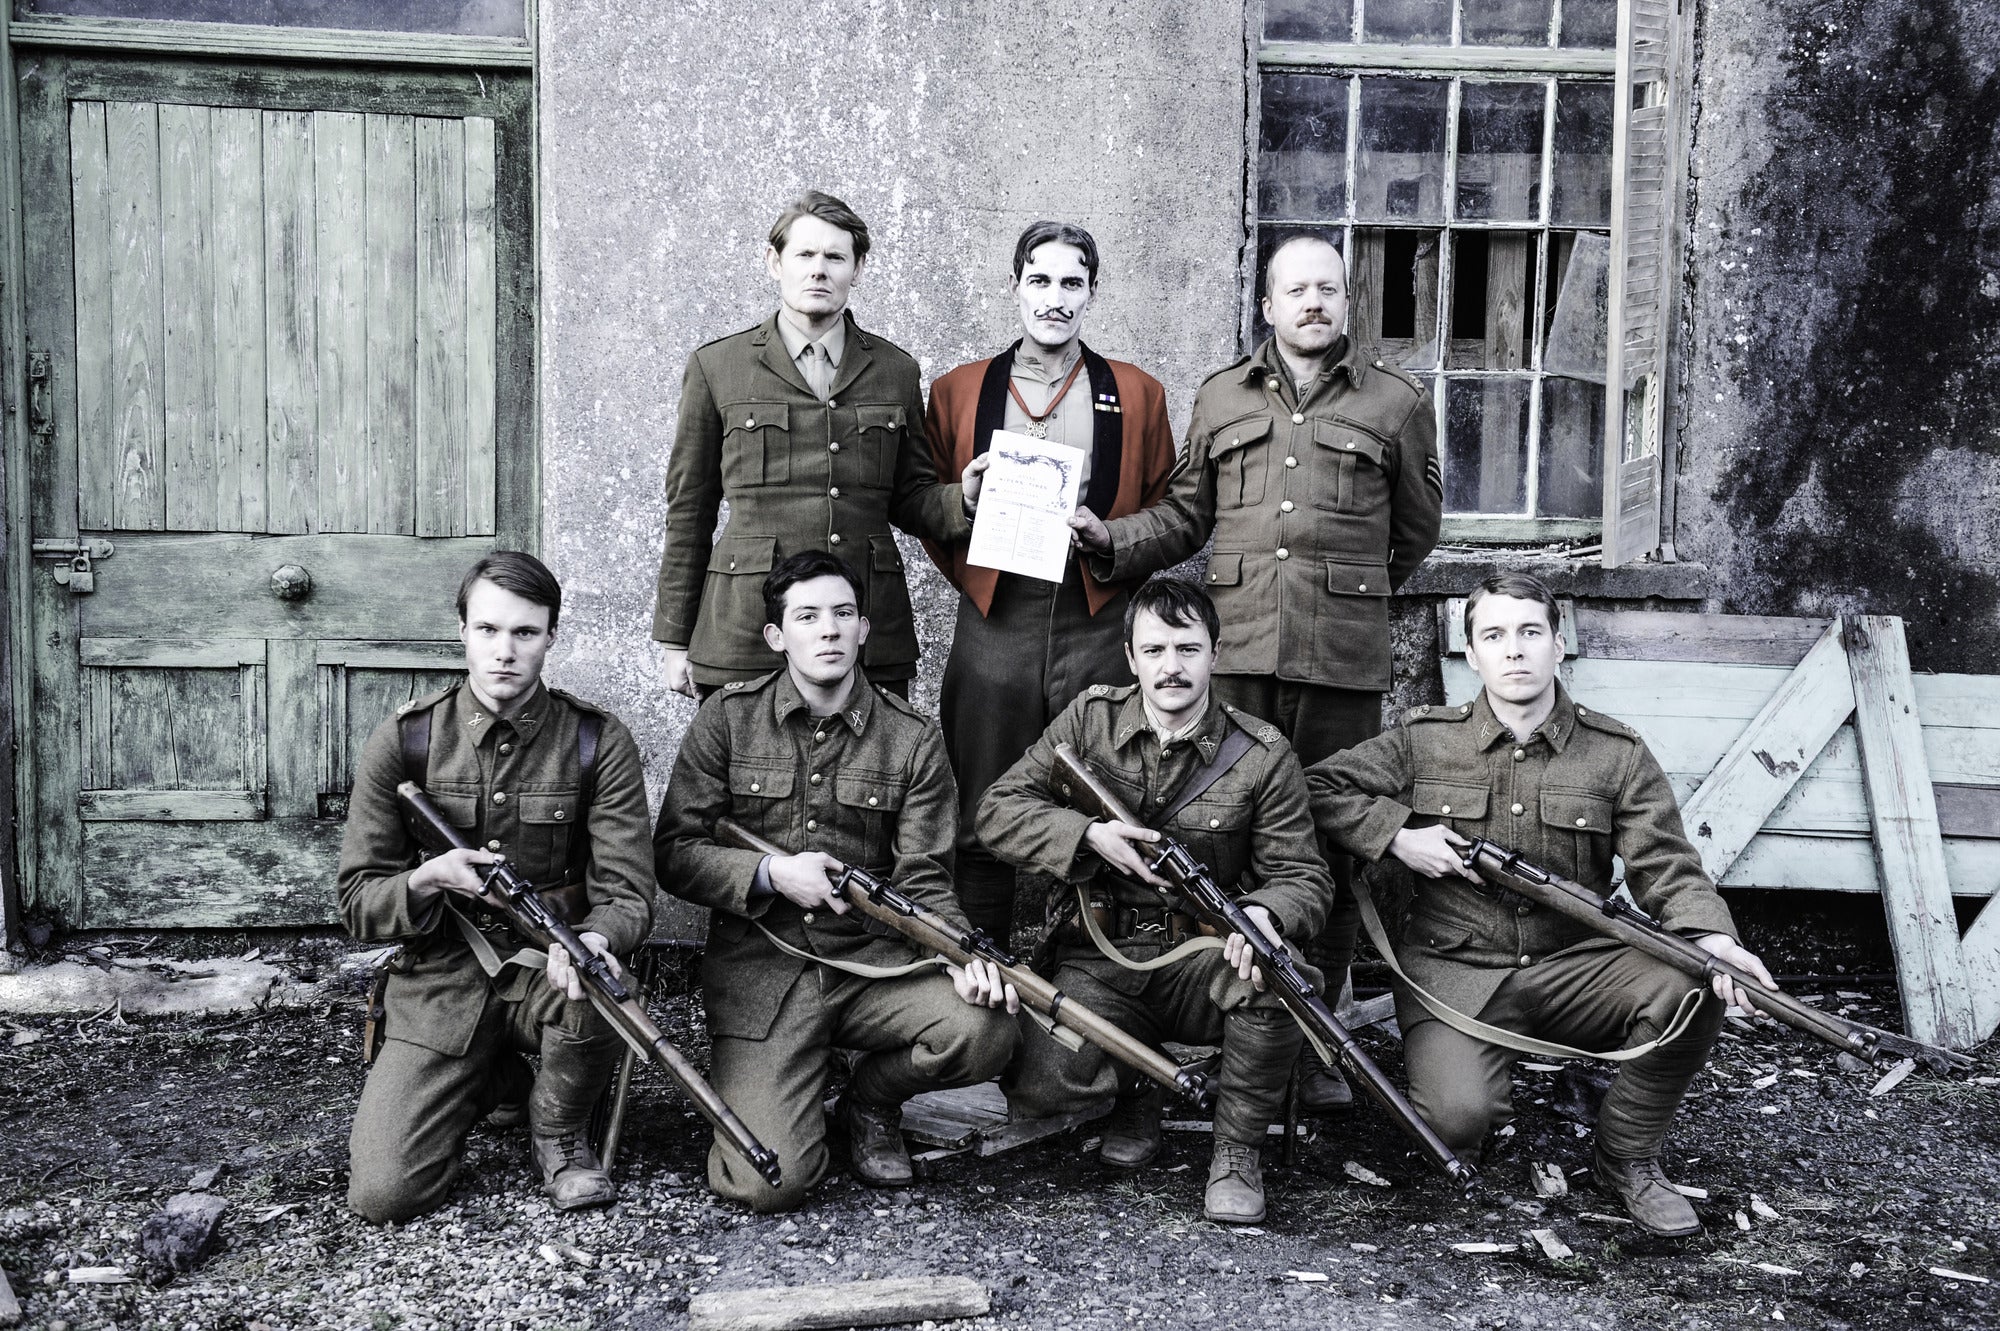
<box><xmin>5</xmin><ymin>5</ymin><xmax>534</xmax><ymax>68</ymax></box>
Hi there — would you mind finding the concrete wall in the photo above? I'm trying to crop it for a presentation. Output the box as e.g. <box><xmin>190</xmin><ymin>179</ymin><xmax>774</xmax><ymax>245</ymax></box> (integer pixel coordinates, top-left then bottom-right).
<box><xmin>1677</xmin><ymin>1</ymin><xmax>2000</xmax><ymax>673</ymax></box>
<box><xmin>536</xmin><ymin>0</ymin><xmax>1251</xmax><ymax>823</ymax></box>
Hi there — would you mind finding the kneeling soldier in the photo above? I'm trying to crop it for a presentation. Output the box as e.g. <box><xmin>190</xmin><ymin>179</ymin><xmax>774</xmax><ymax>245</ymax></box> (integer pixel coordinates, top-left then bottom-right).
<box><xmin>341</xmin><ymin>552</ymin><xmax>655</xmax><ymax>1222</ymax></box>
<box><xmin>1307</xmin><ymin>572</ymin><xmax>1778</xmax><ymax>1236</ymax></box>
<box><xmin>976</xmin><ymin>576</ymin><xmax>1334</xmax><ymax>1224</ymax></box>
<box><xmin>655</xmin><ymin>550</ymin><xmax>1020</xmax><ymax>1212</ymax></box>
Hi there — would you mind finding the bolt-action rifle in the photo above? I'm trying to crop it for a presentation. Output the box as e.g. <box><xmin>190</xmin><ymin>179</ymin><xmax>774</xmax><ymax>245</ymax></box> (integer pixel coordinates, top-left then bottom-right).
<box><xmin>1460</xmin><ymin>838</ymin><xmax>1973</xmax><ymax>1076</ymax></box>
<box><xmin>713</xmin><ymin>818</ymin><xmax>1215</xmax><ymax>1111</ymax></box>
<box><xmin>396</xmin><ymin>782</ymin><xmax>783</xmax><ymax>1189</ymax></box>
<box><xmin>1049</xmin><ymin>745</ymin><xmax>1478</xmax><ymax>1189</ymax></box>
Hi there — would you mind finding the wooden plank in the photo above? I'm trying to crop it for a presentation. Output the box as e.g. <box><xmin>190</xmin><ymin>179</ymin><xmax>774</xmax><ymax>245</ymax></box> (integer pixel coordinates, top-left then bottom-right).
<box><xmin>1934</xmin><ymin>785</ymin><xmax>2000</xmax><ymax>841</ymax></box>
<box><xmin>77</xmin><ymin>789</ymin><xmax>262</xmax><ymax>821</ymax></box>
<box><xmin>1572</xmin><ymin>608</ymin><xmax>1831</xmax><ymax>666</ymax></box>
<box><xmin>1846</xmin><ymin>615</ymin><xmax>1977</xmax><ymax>1049</ymax></box>
<box><xmin>157</xmin><ymin>101</ymin><xmax>217</xmax><ymax>532</ymax></box>
<box><xmin>344</xmin><ymin>668</ymin><xmax>461</xmax><ymax>784</ymax></box>
<box><xmin>267</xmin><ymin>640</ymin><xmax>319</xmax><ymax>819</ymax></box>
<box><xmin>365</xmin><ymin>113</ymin><xmax>417</xmax><ymax>535</ymax></box>
<box><xmin>80</xmin><ymin>820</ymin><xmax>341</xmax><ymax>928</ymax></box>
<box><xmin>242</xmin><ymin>662</ymin><xmax>268</xmax><ymax>807</ymax></box>
<box><xmin>107</xmin><ymin>668</ymin><xmax>173</xmax><ymax>787</ymax></box>
<box><xmin>69</xmin><ymin>100</ymin><xmax>116</xmax><ymax>529</ymax></box>
<box><xmin>1680</xmin><ymin>622</ymin><xmax>1853</xmax><ymax>880</ymax></box>
<box><xmin>85</xmin><ymin>669</ymin><xmax>114</xmax><ymax>792</ymax></box>
<box><xmin>166</xmin><ymin>669</ymin><xmax>244</xmax><ymax>788</ymax></box>
<box><xmin>976</xmin><ymin>1101</ymin><xmax>1114</xmax><ymax>1155</ymax></box>
<box><xmin>688</xmin><ymin>1278</ymin><xmax>990</xmax><ymax>1331</ymax></box>
<box><xmin>318</xmin><ymin>663</ymin><xmax>346</xmax><ymax>806</ymax></box>
<box><xmin>415</xmin><ymin>116</ymin><xmax>467</xmax><ymax>538</ymax></box>
<box><xmin>211</xmin><ymin>107</ymin><xmax>267</xmax><ymax>532</ymax></box>
<box><xmin>262</xmin><ymin>109</ymin><xmax>318</xmax><ymax>533</ymax></box>
<box><xmin>106</xmin><ymin>99</ymin><xmax>168</xmax><ymax>531</ymax></box>
<box><xmin>314</xmin><ymin>110</ymin><xmax>369</xmax><ymax>533</ymax></box>
<box><xmin>318</xmin><ymin>640</ymin><xmax>466</xmax><ymax>668</ymax></box>
<box><xmin>1959</xmin><ymin>891</ymin><xmax>2000</xmax><ymax>1040</ymax></box>
<box><xmin>1720</xmin><ymin>833</ymin><xmax>2000</xmax><ymax>898</ymax></box>
<box><xmin>463</xmin><ymin>116</ymin><xmax>497</xmax><ymax>536</ymax></box>
<box><xmin>80</xmin><ymin>533</ymin><xmax>489</xmax><ymax>640</ymax></box>
<box><xmin>80</xmin><ymin>638</ymin><xmax>266</xmax><ymax>668</ymax></box>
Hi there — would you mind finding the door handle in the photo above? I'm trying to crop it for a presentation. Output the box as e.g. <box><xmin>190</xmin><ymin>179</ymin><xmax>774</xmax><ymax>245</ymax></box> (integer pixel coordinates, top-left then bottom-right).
<box><xmin>27</xmin><ymin>350</ymin><xmax>52</xmax><ymax>439</ymax></box>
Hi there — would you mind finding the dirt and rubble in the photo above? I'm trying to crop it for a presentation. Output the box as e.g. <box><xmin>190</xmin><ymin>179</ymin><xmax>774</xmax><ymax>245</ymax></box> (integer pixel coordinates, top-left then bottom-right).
<box><xmin>0</xmin><ymin>897</ymin><xmax>1995</xmax><ymax>1331</ymax></box>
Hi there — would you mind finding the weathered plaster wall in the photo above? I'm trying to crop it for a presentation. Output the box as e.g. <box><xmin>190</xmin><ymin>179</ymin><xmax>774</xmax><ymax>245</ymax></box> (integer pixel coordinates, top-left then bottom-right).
<box><xmin>1679</xmin><ymin>2</ymin><xmax>2000</xmax><ymax>671</ymax></box>
<box><xmin>535</xmin><ymin>0</ymin><xmax>1249</xmax><ymax>829</ymax></box>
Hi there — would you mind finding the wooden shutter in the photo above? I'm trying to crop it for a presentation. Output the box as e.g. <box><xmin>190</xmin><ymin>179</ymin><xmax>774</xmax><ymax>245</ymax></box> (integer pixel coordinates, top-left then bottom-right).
<box><xmin>1600</xmin><ymin>0</ymin><xmax>1676</xmax><ymax>567</ymax></box>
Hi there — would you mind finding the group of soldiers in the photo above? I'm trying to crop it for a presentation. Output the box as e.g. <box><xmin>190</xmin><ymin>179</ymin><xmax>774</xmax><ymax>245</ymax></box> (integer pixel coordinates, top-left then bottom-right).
<box><xmin>339</xmin><ymin>192</ymin><xmax>1779</xmax><ymax>1239</ymax></box>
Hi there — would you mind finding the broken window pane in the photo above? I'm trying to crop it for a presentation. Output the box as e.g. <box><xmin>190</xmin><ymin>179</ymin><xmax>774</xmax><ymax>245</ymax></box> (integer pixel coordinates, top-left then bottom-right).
<box><xmin>1538</xmin><ymin>377</ymin><xmax>1606</xmax><ymax>517</ymax></box>
<box><xmin>16</xmin><ymin>0</ymin><xmax>525</xmax><ymax>35</ymax></box>
<box><xmin>1356</xmin><ymin>78</ymin><xmax>1448</xmax><ymax>224</ymax></box>
<box><xmin>1349</xmin><ymin>228</ymin><xmax>1442</xmax><ymax>370</ymax></box>
<box><xmin>1363</xmin><ymin>0</ymin><xmax>1451</xmax><ymax>43</ymax></box>
<box><xmin>1461</xmin><ymin>0</ymin><xmax>1554</xmax><ymax>47</ymax></box>
<box><xmin>1551</xmin><ymin>81</ymin><xmax>1615</xmax><ymax>227</ymax></box>
<box><xmin>1447</xmin><ymin>232</ymin><xmax>1538</xmax><ymax>370</ymax></box>
<box><xmin>1455</xmin><ymin>81</ymin><xmax>1546</xmax><ymax>222</ymax></box>
<box><xmin>1260</xmin><ymin>74</ymin><xmax>1350</xmax><ymax>220</ymax></box>
<box><xmin>1558</xmin><ymin>0</ymin><xmax>1619</xmax><ymax>48</ymax></box>
<box><xmin>1444</xmin><ymin>378</ymin><xmax>1530</xmax><ymax>514</ymax></box>
<box><xmin>1542</xmin><ymin>231</ymin><xmax>1609</xmax><ymax>381</ymax></box>
<box><xmin>1263</xmin><ymin>0</ymin><xmax>1353</xmax><ymax>42</ymax></box>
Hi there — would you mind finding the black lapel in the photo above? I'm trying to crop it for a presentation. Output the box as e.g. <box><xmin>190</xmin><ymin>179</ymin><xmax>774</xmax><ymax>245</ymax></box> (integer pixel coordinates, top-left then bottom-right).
<box><xmin>1081</xmin><ymin>344</ymin><xmax>1121</xmax><ymax>517</ymax></box>
<box><xmin>971</xmin><ymin>342</ymin><xmax>1017</xmax><ymax>458</ymax></box>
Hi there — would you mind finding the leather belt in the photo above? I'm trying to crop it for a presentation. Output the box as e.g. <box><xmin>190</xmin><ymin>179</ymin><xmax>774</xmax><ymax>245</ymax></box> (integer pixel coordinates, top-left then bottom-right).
<box><xmin>1057</xmin><ymin>899</ymin><xmax>1218</xmax><ymax>947</ymax></box>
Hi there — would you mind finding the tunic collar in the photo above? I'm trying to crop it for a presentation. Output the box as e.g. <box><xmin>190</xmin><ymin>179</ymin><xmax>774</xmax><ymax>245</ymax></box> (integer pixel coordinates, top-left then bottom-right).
<box><xmin>1112</xmin><ymin>689</ymin><xmax>1228</xmax><ymax>762</ymax></box>
<box><xmin>1472</xmin><ymin>683</ymin><xmax>1576</xmax><ymax>755</ymax></box>
<box><xmin>1237</xmin><ymin>332</ymin><xmax>1369</xmax><ymax>398</ymax></box>
<box><xmin>774</xmin><ymin>307</ymin><xmax>848</xmax><ymax>369</ymax></box>
<box><xmin>454</xmin><ymin>679</ymin><xmax>548</xmax><ymax>748</ymax></box>
<box><xmin>772</xmin><ymin>668</ymin><xmax>876</xmax><ymax>737</ymax></box>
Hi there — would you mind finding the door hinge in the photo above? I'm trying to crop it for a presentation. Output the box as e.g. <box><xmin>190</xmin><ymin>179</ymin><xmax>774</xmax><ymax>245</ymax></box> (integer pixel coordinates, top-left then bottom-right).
<box><xmin>33</xmin><ymin>538</ymin><xmax>113</xmax><ymax>595</ymax></box>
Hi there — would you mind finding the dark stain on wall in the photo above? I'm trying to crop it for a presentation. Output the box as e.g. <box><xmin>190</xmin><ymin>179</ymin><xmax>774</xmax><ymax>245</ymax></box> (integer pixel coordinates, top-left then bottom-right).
<box><xmin>1709</xmin><ymin>6</ymin><xmax>2000</xmax><ymax>671</ymax></box>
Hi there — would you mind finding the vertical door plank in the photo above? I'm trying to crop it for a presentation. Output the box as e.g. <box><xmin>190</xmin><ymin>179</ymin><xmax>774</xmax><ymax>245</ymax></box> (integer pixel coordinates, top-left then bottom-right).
<box><xmin>1847</xmin><ymin>615</ymin><xmax>1979</xmax><ymax>1049</ymax></box>
<box><xmin>267</xmin><ymin>640</ymin><xmax>319</xmax><ymax>819</ymax></box>
<box><xmin>166</xmin><ymin>669</ymin><xmax>244</xmax><ymax>788</ymax></box>
<box><xmin>317</xmin><ymin>663</ymin><xmax>346</xmax><ymax>806</ymax></box>
<box><xmin>84</xmin><ymin>669</ymin><xmax>114</xmax><ymax>790</ymax></box>
<box><xmin>158</xmin><ymin>103</ymin><xmax>218</xmax><ymax>532</ymax></box>
<box><xmin>263</xmin><ymin>110</ymin><xmax>318</xmax><ymax>534</ymax></box>
<box><xmin>314</xmin><ymin>111</ymin><xmax>370</xmax><ymax>533</ymax></box>
<box><xmin>106</xmin><ymin>100</ymin><xmax>167</xmax><ymax>531</ymax></box>
<box><xmin>108</xmin><ymin>669</ymin><xmax>175</xmax><ymax>788</ymax></box>
<box><xmin>211</xmin><ymin>108</ymin><xmax>268</xmax><ymax>532</ymax></box>
<box><xmin>364</xmin><ymin>114</ymin><xmax>418</xmax><ymax>535</ymax></box>
<box><xmin>241</xmin><ymin>662</ymin><xmax>268</xmax><ymax>810</ymax></box>
<box><xmin>69</xmin><ymin>100</ymin><xmax>116</xmax><ymax>530</ymax></box>
<box><xmin>414</xmin><ymin>116</ymin><xmax>467</xmax><ymax>538</ymax></box>
<box><xmin>463</xmin><ymin>116</ymin><xmax>497</xmax><ymax>536</ymax></box>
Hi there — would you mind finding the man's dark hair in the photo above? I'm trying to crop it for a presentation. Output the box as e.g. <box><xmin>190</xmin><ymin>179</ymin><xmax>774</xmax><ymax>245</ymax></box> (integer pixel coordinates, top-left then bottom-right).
<box><xmin>1463</xmin><ymin>572</ymin><xmax>1561</xmax><ymax>642</ymax></box>
<box><xmin>1261</xmin><ymin>230</ymin><xmax>1345</xmax><ymax>299</ymax></box>
<box><xmin>457</xmin><ymin>550</ymin><xmax>562</xmax><ymax>632</ymax></box>
<box><xmin>763</xmin><ymin>550</ymin><xmax>865</xmax><ymax>627</ymax></box>
<box><xmin>1124</xmin><ymin>575</ymin><xmax>1221</xmax><ymax>647</ymax></box>
<box><xmin>769</xmin><ymin>190</ymin><xmax>872</xmax><ymax>263</ymax></box>
<box><xmin>1012</xmin><ymin>220</ymin><xmax>1100</xmax><ymax>286</ymax></box>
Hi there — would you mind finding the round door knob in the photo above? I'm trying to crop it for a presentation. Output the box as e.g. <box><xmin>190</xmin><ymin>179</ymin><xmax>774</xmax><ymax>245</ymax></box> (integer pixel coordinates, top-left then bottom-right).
<box><xmin>271</xmin><ymin>564</ymin><xmax>313</xmax><ymax>600</ymax></box>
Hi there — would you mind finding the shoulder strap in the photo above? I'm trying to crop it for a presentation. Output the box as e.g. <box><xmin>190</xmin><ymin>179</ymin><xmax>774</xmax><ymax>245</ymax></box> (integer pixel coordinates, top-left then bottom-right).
<box><xmin>1155</xmin><ymin>726</ymin><xmax>1257</xmax><ymax>828</ymax></box>
<box><xmin>399</xmin><ymin>708</ymin><xmax>432</xmax><ymax>787</ymax></box>
<box><xmin>567</xmin><ymin>713</ymin><xmax>603</xmax><ymax>885</ymax></box>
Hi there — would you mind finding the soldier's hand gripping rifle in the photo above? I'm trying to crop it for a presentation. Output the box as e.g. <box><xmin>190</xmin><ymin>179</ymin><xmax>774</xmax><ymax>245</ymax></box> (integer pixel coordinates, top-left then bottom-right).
<box><xmin>1461</xmin><ymin>838</ymin><xmax>1973</xmax><ymax>1076</ymax></box>
<box><xmin>1050</xmin><ymin>745</ymin><xmax>1478</xmax><ymax>1189</ymax></box>
<box><xmin>396</xmin><ymin>782</ymin><xmax>784</xmax><ymax>1189</ymax></box>
<box><xmin>713</xmin><ymin>817</ymin><xmax>1215</xmax><ymax>1111</ymax></box>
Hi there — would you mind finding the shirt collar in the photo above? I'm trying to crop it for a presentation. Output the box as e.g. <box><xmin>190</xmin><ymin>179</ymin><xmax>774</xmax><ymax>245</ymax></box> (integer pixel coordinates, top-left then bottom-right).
<box><xmin>772</xmin><ymin>667</ymin><xmax>875</xmax><ymax>736</ymax></box>
<box><xmin>1240</xmin><ymin>333</ymin><xmax>1367</xmax><ymax>395</ymax></box>
<box><xmin>776</xmin><ymin>308</ymin><xmax>847</xmax><ymax>369</ymax></box>
<box><xmin>1473</xmin><ymin>683</ymin><xmax>1575</xmax><ymax>755</ymax></box>
<box><xmin>1012</xmin><ymin>340</ymin><xmax>1082</xmax><ymax>385</ymax></box>
<box><xmin>453</xmin><ymin>678</ymin><xmax>547</xmax><ymax>748</ymax></box>
<box><xmin>1112</xmin><ymin>690</ymin><xmax>1229</xmax><ymax>761</ymax></box>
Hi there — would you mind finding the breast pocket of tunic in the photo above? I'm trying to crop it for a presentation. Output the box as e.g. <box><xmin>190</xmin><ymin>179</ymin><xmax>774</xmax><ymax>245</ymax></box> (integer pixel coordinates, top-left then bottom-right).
<box><xmin>729</xmin><ymin>763</ymin><xmax>796</xmax><ymax>839</ymax></box>
<box><xmin>1174</xmin><ymin>795</ymin><xmax>1254</xmax><ymax>888</ymax></box>
<box><xmin>835</xmin><ymin>770</ymin><xmax>906</xmax><ymax>853</ymax></box>
<box><xmin>852</xmin><ymin>404</ymin><xmax>906</xmax><ymax>490</ymax></box>
<box><xmin>720</xmin><ymin>402</ymin><xmax>793</xmax><ymax>487</ymax></box>
<box><xmin>1311</xmin><ymin>420</ymin><xmax>1389</xmax><ymax>513</ymax></box>
<box><xmin>1207</xmin><ymin>416</ymin><xmax>1272</xmax><ymax>509</ymax></box>
<box><xmin>517</xmin><ymin>790</ymin><xmax>582</xmax><ymax>880</ymax></box>
<box><xmin>1540</xmin><ymin>787</ymin><xmax>1615</xmax><ymax>882</ymax></box>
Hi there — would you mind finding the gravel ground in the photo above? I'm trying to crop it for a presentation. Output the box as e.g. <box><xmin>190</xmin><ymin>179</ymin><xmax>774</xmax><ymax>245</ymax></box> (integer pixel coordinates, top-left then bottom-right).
<box><xmin>1</xmin><ymin>904</ymin><xmax>1996</xmax><ymax>1331</ymax></box>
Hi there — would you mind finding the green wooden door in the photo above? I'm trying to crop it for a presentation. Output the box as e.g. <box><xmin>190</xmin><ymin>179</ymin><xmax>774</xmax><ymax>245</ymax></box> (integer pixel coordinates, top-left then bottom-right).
<box><xmin>16</xmin><ymin>53</ymin><xmax>536</xmax><ymax>929</ymax></box>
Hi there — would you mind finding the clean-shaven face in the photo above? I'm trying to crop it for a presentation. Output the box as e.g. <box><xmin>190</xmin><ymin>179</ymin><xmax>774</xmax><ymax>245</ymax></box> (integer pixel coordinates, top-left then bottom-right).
<box><xmin>459</xmin><ymin>579</ymin><xmax>554</xmax><ymax>709</ymax></box>
<box><xmin>765</xmin><ymin>215</ymin><xmax>864</xmax><ymax>324</ymax></box>
<box><xmin>1466</xmin><ymin>594</ymin><xmax>1563</xmax><ymax>708</ymax></box>
<box><xmin>1124</xmin><ymin>607</ymin><xmax>1218</xmax><ymax>725</ymax></box>
<box><xmin>764</xmin><ymin>573</ymin><xmax>870</xmax><ymax>689</ymax></box>
<box><xmin>1013</xmin><ymin>242</ymin><xmax>1095</xmax><ymax>352</ymax></box>
<box><xmin>1261</xmin><ymin>239</ymin><xmax>1349</xmax><ymax>361</ymax></box>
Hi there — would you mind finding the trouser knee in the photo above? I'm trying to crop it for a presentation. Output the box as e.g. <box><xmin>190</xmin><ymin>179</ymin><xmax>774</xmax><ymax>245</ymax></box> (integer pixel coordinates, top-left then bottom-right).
<box><xmin>347</xmin><ymin>1154</ymin><xmax>451</xmax><ymax>1225</ymax></box>
<box><xmin>708</xmin><ymin>1138</ymin><xmax>826</xmax><ymax>1214</ymax></box>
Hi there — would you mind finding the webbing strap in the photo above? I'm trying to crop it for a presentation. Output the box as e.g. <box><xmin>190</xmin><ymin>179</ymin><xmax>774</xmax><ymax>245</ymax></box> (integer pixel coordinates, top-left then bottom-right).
<box><xmin>1154</xmin><ymin>725</ymin><xmax>1257</xmax><ymax>828</ymax></box>
<box><xmin>447</xmin><ymin>902</ymin><xmax>547</xmax><ymax>978</ymax></box>
<box><xmin>1075</xmin><ymin>883</ymin><xmax>1225</xmax><ymax>972</ymax></box>
<box><xmin>752</xmin><ymin>920</ymin><xmax>942</xmax><ymax>980</ymax></box>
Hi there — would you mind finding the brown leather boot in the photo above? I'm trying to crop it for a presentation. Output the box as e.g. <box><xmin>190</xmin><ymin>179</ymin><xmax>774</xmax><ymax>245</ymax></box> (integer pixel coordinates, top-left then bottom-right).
<box><xmin>838</xmin><ymin>1094</ymin><xmax>914</xmax><ymax>1187</ymax></box>
<box><xmin>1591</xmin><ymin>1143</ymin><xmax>1701</xmax><ymax>1237</ymax></box>
<box><xmin>1204</xmin><ymin>1140</ymin><xmax>1266</xmax><ymax>1224</ymax></box>
<box><xmin>1297</xmin><ymin>1053</ymin><xmax>1353</xmax><ymax>1112</ymax></box>
<box><xmin>1097</xmin><ymin>1083</ymin><xmax>1164</xmax><ymax>1169</ymax></box>
<box><xmin>530</xmin><ymin>1133</ymin><xmax>617</xmax><ymax>1212</ymax></box>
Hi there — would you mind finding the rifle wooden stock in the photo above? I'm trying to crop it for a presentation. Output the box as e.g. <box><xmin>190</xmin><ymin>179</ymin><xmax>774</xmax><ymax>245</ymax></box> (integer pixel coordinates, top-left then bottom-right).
<box><xmin>1461</xmin><ymin>838</ymin><xmax>1973</xmax><ymax>1075</ymax></box>
<box><xmin>1050</xmin><ymin>745</ymin><xmax>1478</xmax><ymax>1188</ymax></box>
<box><xmin>396</xmin><ymin>783</ymin><xmax>783</xmax><ymax>1188</ymax></box>
<box><xmin>712</xmin><ymin>818</ymin><xmax>1214</xmax><ymax>1110</ymax></box>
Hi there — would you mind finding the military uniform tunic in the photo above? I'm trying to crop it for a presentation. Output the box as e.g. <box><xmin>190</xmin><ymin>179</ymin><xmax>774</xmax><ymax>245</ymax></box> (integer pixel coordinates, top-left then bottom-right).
<box><xmin>1306</xmin><ymin>685</ymin><xmax>1739</xmax><ymax>1159</ymax></box>
<box><xmin>651</xmin><ymin>311</ymin><xmax>971</xmax><ymax>688</ymax></box>
<box><xmin>339</xmin><ymin>680</ymin><xmax>656</xmax><ymax>1223</ymax></box>
<box><xmin>655</xmin><ymin>669</ymin><xmax>1017</xmax><ymax>1211</ymax></box>
<box><xmin>976</xmin><ymin>687</ymin><xmax>1335</xmax><ymax>1146</ymax></box>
